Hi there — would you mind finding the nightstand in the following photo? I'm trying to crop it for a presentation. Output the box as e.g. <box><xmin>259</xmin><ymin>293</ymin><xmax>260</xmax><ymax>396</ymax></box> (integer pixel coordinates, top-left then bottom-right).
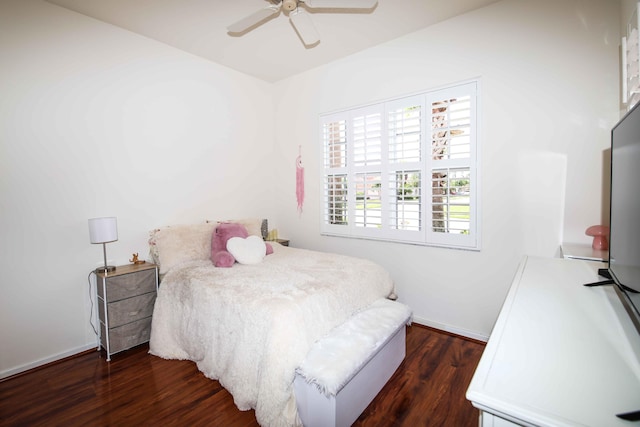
<box><xmin>96</xmin><ymin>263</ymin><xmax>158</xmax><ymax>361</ymax></box>
<box><xmin>275</xmin><ymin>238</ymin><xmax>289</xmax><ymax>246</ymax></box>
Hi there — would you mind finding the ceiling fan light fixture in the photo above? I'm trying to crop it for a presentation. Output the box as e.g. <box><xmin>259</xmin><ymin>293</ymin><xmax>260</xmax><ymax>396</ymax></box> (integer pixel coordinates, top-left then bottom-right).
<box><xmin>282</xmin><ymin>0</ymin><xmax>298</xmax><ymax>12</ymax></box>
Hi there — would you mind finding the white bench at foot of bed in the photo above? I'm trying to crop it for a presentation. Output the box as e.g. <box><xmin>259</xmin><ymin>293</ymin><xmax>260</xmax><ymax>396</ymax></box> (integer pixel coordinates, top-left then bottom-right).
<box><xmin>294</xmin><ymin>298</ymin><xmax>412</xmax><ymax>427</ymax></box>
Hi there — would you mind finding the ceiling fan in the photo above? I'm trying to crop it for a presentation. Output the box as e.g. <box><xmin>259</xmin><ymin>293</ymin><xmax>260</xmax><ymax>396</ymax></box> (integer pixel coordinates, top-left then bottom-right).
<box><xmin>227</xmin><ymin>0</ymin><xmax>378</xmax><ymax>47</ymax></box>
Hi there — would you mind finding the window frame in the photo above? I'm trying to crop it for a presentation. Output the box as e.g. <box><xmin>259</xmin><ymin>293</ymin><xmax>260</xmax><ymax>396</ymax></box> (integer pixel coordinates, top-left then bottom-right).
<box><xmin>320</xmin><ymin>80</ymin><xmax>481</xmax><ymax>250</ymax></box>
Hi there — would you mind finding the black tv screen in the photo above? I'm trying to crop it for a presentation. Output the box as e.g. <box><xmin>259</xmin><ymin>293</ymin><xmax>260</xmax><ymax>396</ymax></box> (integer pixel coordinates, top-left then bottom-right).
<box><xmin>609</xmin><ymin>101</ymin><xmax>640</xmax><ymax>333</ymax></box>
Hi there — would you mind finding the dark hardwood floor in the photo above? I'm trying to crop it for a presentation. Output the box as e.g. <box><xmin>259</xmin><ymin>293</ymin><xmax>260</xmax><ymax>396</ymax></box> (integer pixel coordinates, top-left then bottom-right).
<box><xmin>0</xmin><ymin>325</ymin><xmax>485</xmax><ymax>426</ymax></box>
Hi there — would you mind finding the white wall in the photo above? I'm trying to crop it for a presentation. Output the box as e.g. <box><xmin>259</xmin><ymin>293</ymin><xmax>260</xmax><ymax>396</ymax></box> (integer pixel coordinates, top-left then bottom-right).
<box><xmin>272</xmin><ymin>0</ymin><xmax>621</xmax><ymax>339</ymax></box>
<box><xmin>622</xmin><ymin>0</ymin><xmax>637</xmax><ymax>31</ymax></box>
<box><xmin>0</xmin><ymin>0</ymin><xmax>623</xmax><ymax>378</ymax></box>
<box><xmin>0</xmin><ymin>0</ymin><xmax>276</xmax><ymax>377</ymax></box>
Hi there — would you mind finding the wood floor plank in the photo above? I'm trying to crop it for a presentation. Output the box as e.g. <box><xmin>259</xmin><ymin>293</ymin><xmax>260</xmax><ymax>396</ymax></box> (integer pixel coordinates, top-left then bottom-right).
<box><xmin>0</xmin><ymin>325</ymin><xmax>484</xmax><ymax>426</ymax></box>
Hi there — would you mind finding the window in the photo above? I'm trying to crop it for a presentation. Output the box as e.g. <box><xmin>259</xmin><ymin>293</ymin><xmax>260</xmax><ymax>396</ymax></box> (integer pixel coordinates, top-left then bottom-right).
<box><xmin>321</xmin><ymin>81</ymin><xmax>480</xmax><ymax>250</ymax></box>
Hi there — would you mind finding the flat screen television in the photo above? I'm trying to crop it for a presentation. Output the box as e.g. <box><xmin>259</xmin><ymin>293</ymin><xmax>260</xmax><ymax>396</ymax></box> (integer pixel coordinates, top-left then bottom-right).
<box><xmin>609</xmin><ymin>101</ymin><xmax>640</xmax><ymax>335</ymax></box>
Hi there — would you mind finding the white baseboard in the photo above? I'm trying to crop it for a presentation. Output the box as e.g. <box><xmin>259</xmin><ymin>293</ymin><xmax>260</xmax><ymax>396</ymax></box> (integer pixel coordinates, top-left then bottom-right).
<box><xmin>412</xmin><ymin>315</ymin><xmax>489</xmax><ymax>342</ymax></box>
<box><xmin>1</xmin><ymin>320</ymin><xmax>487</xmax><ymax>381</ymax></box>
<box><xmin>0</xmin><ymin>343</ymin><xmax>98</xmax><ymax>380</ymax></box>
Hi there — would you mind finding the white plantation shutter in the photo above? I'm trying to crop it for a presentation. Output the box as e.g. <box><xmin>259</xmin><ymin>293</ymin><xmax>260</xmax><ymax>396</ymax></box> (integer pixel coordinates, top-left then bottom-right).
<box><xmin>352</xmin><ymin>109</ymin><xmax>382</xmax><ymax>167</ymax></box>
<box><xmin>388</xmin><ymin>100</ymin><xmax>421</xmax><ymax>164</ymax></box>
<box><xmin>388</xmin><ymin>170</ymin><xmax>422</xmax><ymax>234</ymax></box>
<box><xmin>426</xmin><ymin>82</ymin><xmax>478</xmax><ymax>248</ymax></box>
<box><xmin>320</xmin><ymin>81</ymin><xmax>480</xmax><ymax>250</ymax></box>
<box><xmin>622</xmin><ymin>5</ymin><xmax>640</xmax><ymax>109</ymax></box>
<box><xmin>348</xmin><ymin>106</ymin><xmax>383</xmax><ymax>237</ymax></box>
<box><xmin>385</xmin><ymin>96</ymin><xmax>424</xmax><ymax>242</ymax></box>
<box><xmin>324</xmin><ymin>174</ymin><xmax>348</xmax><ymax>225</ymax></box>
<box><xmin>323</xmin><ymin>117</ymin><xmax>347</xmax><ymax>169</ymax></box>
<box><xmin>354</xmin><ymin>172</ymin><xmax>382</xmax><ymax>228</ymax></box>
<box><xmin>322</xmin><ymin>115</ymin><xmax>348</xmax><ymax>228</ymax></box>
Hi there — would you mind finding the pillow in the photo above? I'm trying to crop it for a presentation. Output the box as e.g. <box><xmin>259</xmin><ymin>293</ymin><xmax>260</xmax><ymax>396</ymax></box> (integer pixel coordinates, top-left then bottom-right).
<box><xmin>148</xmin><ymin>223</ymin><xmax>215</xmax><ymax>275</ymax></box>
<box><xmin>208</xmin><ymin>218</ymin><xmax>265</xmax><ymax>238</ymax></box>
<box><xmin>226</xmin><ymin>236</ymin><xmax>267</xmax><ymax>265</ymax></box>
<box><xmin>211</xmin><ymin>222</ymin><xmax>249</xmax><ymax>268</ymax></box>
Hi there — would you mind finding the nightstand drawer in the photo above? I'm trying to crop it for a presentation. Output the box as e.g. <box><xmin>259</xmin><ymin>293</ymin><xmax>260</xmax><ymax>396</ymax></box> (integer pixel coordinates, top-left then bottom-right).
<box><xmin>98</xmin><ymin>269</ymin><xmax>156</xmax><ymax>301</ymax></box>
<box><xmin>99</xmin><ymin>292</ymin><xmax>156</xmax><ymax>328</ymax></box>
<box><xmin>101</xmin><ymin>317</ymin><xmax>152</xmax><ymax>354</ymax></box>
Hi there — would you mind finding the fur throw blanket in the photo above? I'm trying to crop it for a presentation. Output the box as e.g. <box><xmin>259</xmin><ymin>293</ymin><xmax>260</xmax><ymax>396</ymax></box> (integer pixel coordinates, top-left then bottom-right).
<box><xmin>149</xmin><ymin>244</ymin><xmax>395</xmax><ymax>426</ymax></box>
<box><xmin>296</xmin><ymin>298</ymin><xmax>411</xmax><ymax>396</ymax></box>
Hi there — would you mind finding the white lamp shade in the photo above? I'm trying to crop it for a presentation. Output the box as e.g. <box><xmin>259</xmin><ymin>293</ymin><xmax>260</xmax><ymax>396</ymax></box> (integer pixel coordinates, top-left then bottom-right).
<box><xmin>88</xmin><ymin>217</ymin><xmax>118</xmax><ymax>244</ymax></box>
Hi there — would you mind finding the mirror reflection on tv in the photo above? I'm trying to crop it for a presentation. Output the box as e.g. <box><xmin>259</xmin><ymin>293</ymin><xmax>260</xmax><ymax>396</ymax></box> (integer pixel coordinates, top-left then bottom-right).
<box><xmin>609</xmin><ymin>100</ymin><xmax>640</xmax><ymax>334</ymax></box>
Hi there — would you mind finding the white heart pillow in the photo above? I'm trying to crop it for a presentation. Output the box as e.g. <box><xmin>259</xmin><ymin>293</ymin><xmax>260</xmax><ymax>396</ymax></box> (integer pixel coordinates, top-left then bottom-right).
<box><xmin>226</xmin><ymin>235</ymin><xmax>267</xmax><ymax>265</ymax></box>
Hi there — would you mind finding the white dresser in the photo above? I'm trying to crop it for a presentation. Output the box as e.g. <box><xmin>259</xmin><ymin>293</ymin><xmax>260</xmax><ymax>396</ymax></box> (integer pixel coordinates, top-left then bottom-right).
<box><xmin>467</xmin><ymin>256</ymin><xmax>640</xmax><ymax>426</ymax></box>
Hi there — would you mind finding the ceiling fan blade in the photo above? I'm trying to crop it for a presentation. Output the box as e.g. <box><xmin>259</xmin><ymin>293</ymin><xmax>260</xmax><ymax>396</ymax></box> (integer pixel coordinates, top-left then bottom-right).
<box><xmin>227</xmin><ymin>5</ymin><xmax>281</xmax><ymax>33</ymax></box>
<box><xmin>289</xmin><ymin>8</ymin><xmax>320</xmax><ymax>47</ymax></box>
<box><xmin>303</xmin><ymin>0</ymin><xmax>377</xmax><ymax>9</ymax></box>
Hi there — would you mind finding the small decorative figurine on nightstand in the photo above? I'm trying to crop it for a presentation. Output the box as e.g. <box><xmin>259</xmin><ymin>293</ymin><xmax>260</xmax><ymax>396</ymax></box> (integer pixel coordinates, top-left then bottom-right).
<box><xmin>129</xmin><ymin>253</ymin><xmax>146</xmax><ymax>265</ymax></box>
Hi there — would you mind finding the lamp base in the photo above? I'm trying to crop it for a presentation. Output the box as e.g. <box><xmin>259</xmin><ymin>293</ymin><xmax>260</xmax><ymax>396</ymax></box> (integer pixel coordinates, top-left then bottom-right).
<box><xmin>95</xmin><ymin>265</ymin><xmax>116</xmax><ymax>274</ymax></box>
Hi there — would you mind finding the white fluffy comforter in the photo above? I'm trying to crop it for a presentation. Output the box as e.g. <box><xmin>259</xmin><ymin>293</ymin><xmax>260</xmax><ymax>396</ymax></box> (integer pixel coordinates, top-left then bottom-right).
<box><xmin>149</xmin><ymin>243</ymin><xmax>395</xmax><ymax>427</ymax></box>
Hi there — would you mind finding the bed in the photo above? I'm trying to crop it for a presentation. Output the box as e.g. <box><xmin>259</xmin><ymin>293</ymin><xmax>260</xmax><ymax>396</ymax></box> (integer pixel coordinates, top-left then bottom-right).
<box><xmin>147</xmin><ymin>221</ymin><xmax>411</xmax><ymax>427</ymax></box>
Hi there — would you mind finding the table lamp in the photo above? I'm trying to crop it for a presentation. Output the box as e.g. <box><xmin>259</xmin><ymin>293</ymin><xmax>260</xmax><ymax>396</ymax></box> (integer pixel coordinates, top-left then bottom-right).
<box><xmin>89</xmin><ymin>217</ymin><xmax>118</xmax><ymax>273</ymax></box>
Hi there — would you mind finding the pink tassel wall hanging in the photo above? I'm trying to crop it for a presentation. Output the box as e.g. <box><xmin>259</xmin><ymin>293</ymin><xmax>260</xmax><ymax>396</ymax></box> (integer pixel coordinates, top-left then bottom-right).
<box><xmin>296</xmin><ymin>145</ymin><xmax>304</xmax><ymax>215</ymax></box>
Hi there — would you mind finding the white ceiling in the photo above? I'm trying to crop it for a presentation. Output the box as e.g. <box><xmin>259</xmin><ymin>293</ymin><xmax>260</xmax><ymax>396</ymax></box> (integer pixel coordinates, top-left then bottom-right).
<box><xmin>45</xmin><ymin>0</ymin><xmax>499</xmax><ymax>82</ymax></box>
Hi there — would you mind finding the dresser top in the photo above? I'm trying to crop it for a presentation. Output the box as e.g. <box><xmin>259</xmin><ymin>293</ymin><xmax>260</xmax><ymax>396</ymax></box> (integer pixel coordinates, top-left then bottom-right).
<box><xmin>467</xmin><ymin>256</ymin><xmax>640</xmax><ymax>426</ymax></box>
<box><xmin>96</xmin><ymin>262</ymin><xmax>157</xmax><ymax>279</ymax></box>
